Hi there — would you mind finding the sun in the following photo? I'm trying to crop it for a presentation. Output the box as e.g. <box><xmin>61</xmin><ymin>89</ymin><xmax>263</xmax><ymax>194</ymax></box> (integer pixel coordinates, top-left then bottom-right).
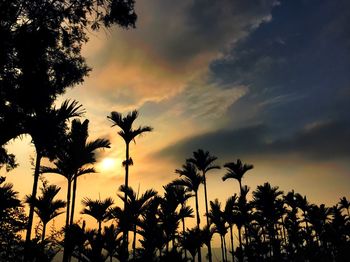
<box><xmin>100</xmin><ymin>158</ymin><xmax>117</xmax><ymax>171</ymax></box>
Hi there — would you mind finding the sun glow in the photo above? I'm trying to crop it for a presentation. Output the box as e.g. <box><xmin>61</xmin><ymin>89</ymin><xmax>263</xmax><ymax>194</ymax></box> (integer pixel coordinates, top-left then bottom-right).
<box><xmin>100</xmin><ymin>158</ymin><xmax>117</xmax><ymax>171</ymax></box>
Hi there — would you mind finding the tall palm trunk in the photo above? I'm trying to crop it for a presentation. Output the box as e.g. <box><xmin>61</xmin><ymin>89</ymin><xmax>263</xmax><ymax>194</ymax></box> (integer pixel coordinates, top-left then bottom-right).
<box><xmin>63</xmin><ymin>179</ymin><xmax>72</xmax><ymax>262</ymax></box>
<box><xmin>42</xmin><ymin>222</ymin><xmax>47</xmax><ymax>242</ymax></box>
<box><xmin>25</xmin><ymin>152</ymin><xmax>42</xmax><ymax>243</ymax></box>
<box><xmin>238</xmin><ymin>226</ymin><xmax>243</xmax><ymax>262</ymax></box>
<box><xmin>132</xmin><ymin>224</ymin><xmax>137</xmax><ymax>259</ymax></box>
<box><xmin>229</xmin><ymin>225</ymin><xmax>235</xmax><ymax>262</ymax></box>
<box><xmin>223</xmin><ymin>235</ymin><xmax>228</xmax><ymax>262</ymax></box>
<box><xmin>69</xmin><ymin>173</ymin><xmax>78</xmax><ymax>225</ymax></box>
<box><xmin>124</xmin><ymin>142</ymin><xmax>130</xmax><ymax>259</ymax></box>
<box><xmin>202</xmin><ymin>172</ymin><xmax>213</xmax><ymax>262</ymax></box>
<box><xmin>65</xmin><ymin>179</ymin><xmax>72</xmax><ymax>228</ymax></box>
<box><xmin>238</xmin><ymin>180</ymin><xmax>242</xmax><ymax>196</ymax></box>
<box><xmin>194</xmin><ymin>191</ymin><xmax>202</xmax><ymax>262</ymax></box>
<box><xmin>220</xmin><ymin>235</ymin><xmax>225</xmax><ymax>262</ymax></box>
<box><xmin>182</xmin><ymin>216</ymin><xmax>188</xmax><ymax>261</ymax></box>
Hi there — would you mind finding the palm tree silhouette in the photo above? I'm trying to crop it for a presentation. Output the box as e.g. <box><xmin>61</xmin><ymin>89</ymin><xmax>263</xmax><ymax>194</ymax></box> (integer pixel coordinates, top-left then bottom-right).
<box><xmin>252</xmin><ymin>182</ymin><xmax>283</xmax><ymax>259</ymax></box>
<box><xmin>168</xmin><ymin>184</ymin><xmax>193</xmax><ymax>260</ymax></box>
<box><xmin>81</xmin><ymin>197</ymin><xmax>114</xmax><ymax>235</ymax></box>
<box><xmin>172</xmin><ymin>161</ymin><xmax>204</xmax><ymax>262</ymax></box>
<box><xmin>180</xmin><ymin>227</ymin><xmax>204</xmax><ymax>261</ymax></box>
<box><xmin>67</xmin><ymin>119</ymin><xmax>110</xmax><ymax>226</ymax></box>
<box><xmin>25</xmin><ymin>100</ymin><xmax>83</xmax><ymax>246</ymax></box>
<box><xmin>208</xmin><ymin>199</ymin><xmax>228</xmax><ymax>262</ymax></box>
<box><xmin>338</xmin><ymin>197</ymin><xmax>350</xmax><ymax>217</ymax></box>
<box><xmin>222</xmin><ymin>159</ymin><xmax>253</xmax><ymax>195</ymax></box>
<box><xmin>107</xmin><ymin>110</ymin><xmax>152</xmax><ymax>254</ymax></box>
<box><xmin>187</xmin><ymin>149</ymin><xmax>220</xmax><ymax>262</ymax></box>
<box><xmin>159</xmin><ymin>184</ymin><xmax>194</xmax><ymax>255</ymax></box>
<box><xmin>224</xmin><ymin>194</ymin><xmax>239</xmax><ymax>262</ymax></box>
<box><xmin>103</xmin><ymin>224</ymin><xmax>122</xmax><ymax>262</ymax></box>
<box><xmin>137</xmin><ymin>196</ymin><xmax>164</xmax><ymax>260</ymax></box>
<box><xmin>118</xmin><ymin>185</ymin><xmax>157</xmax><ymax>259</ymax></box>
<box><xmin>41</xmin><ymin>119</ymin><xmax>110</xmax><ymax>230</ymax></box>
<box><xmin>25</xmin><ymin>184</ymin><xmax>66</xmax><ymax>242</ymax></box>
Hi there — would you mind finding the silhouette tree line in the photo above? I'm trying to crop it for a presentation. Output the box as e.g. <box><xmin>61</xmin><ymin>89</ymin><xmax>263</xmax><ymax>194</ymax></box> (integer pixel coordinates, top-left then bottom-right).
<box><xmin>0</xmin><ymin>1</ymin><xmax>349</xmax><ymax>261</ymax></box>
<box><xmin>0</xmin><ymin>136</ymin><xmax>349</xmax><ymax>261</ymax></box>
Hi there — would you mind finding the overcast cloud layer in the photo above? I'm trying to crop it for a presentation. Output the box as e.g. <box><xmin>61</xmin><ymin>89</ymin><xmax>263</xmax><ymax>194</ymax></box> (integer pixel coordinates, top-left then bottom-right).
<box><xmin>155</xmin><ymin>0</ymin><xmax>350</xmax><ymax>164</ymax></box>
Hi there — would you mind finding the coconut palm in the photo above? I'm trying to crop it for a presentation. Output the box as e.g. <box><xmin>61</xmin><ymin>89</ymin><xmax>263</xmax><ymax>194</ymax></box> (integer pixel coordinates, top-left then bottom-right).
<box><xmin>107</xmin><ymin>109</ymin><xmax>152</xmax><ymax>253</ymax></box>
<box><xmin>25</xmin><ymin>100</ymin><xmax>83</xmax><ymax>245</ymax></box>
<box><xmin>222</xmin><ymin>159</ymin><xmax>253</xmax><ymax>195</ymax></box>
<box><xmin>25</xmin><ymin>184</ymin><xmax>66</xmax><ymax>242</ymax></box>
<box><xmin>187</xmin><ymin>149</ymin><xmax>220</xmax><ymax>262</ymax></box>
<box><xmin>171</xmin><ymin>161</ymin><xmax>204</xmax><ymax>262</ymax></box>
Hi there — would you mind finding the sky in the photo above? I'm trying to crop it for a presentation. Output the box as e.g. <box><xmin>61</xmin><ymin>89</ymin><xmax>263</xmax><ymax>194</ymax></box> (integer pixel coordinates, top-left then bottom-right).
<box><xmin>2</xmin><ymin>0</ymin><xmax>350</xmax><ymax>243</ymax></box>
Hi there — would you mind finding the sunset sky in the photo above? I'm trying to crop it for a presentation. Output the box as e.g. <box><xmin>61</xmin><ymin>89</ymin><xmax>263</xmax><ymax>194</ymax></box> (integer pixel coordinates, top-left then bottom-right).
<box><xmin>2</xmin><ymin>0</ymin><xmax>350</xmax><ymax>241</ymax></box>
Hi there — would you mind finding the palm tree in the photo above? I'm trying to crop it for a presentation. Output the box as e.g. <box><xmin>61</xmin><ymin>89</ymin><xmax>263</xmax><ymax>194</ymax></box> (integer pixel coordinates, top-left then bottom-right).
<box><xmin>252</xmin><ymin>182</ymin><xmax>284</xmax><ymax>259</ymax></box>
<box><xmin>180</xmin><ymin>227</ymin><xmax>204</xmax><ymax>261</ymax></box>
<box><xmin>25</xmin><ymin>184</ymin><xmax>66</xmax><ymax>242</ymax></box>
<box><xmin>222</xmin><ymin>159</ymin><xmax>253</xmax><ymax>195</ymax></box>
<box><xmin>25</xmin><ymin>100</ymin><xmax>83</xmax><ymax>245</ymax></box>
<box><xmin>171</xmin><ymin>161</ymin><xmax>204</xmax><ymax>262</ymax></box>
<box><xmin>338</xmin><ymin>197</ymin><xmax>350</xmax><ymax>217</ymax></box>
<box><xmin>107</xmin><ymin>110</ymin><xmax>153</xmax><ymax>253</ymax></box>
<box><xmin>224</xmin><ymin>194</ymin><xmax>238</xmax><ymax>262</ymax></box>
<box><xmin>187</xmin><ymin>149</ymin><xmax>220</xmax><ymax>262</ymax></box>
<box><xmin>68</xmin><ymin>119</ymin><xmax>110</xmax><ymax>226</ymax></box>
<box><xmin>207</xmin><ymin>199</ymin><xmax>228</xmax><ymax>262</ymax></box>
<box><xmin>103</xmin><ymin>224</ymin><xmax>123</xmax><ymax>262</ymax></box>
<box><xmin>137</xmin><ymin>196</ymin><xmax>164</xmax><ymax>260</ymax></box>
<box><xmin>168</xmin><ymin>184</ymin><xmax>193</xmax><ymax>260</ymax></box>
<box><xmin>81</xmin><ymin>197</ymin><xmax>114</xmax><ymax>235</ymax></box>
<box><xmin>118</xmin><ymin>185</ymin><xmax>157</xmax><ymax>259</ymax></box>
<box><xmin>41</xmin><ymin>119</ymin><xmax>110</xmax><ymax>229</ymax></box>
<box><xmin>159</xmin><ymin>184</ymin><xmax>194</xmax><ymax>255</ymax></box>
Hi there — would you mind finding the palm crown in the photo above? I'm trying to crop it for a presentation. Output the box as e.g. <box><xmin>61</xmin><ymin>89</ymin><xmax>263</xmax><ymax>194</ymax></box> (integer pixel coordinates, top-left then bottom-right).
<box><xmin>107</xmin><ymin>110</ymin><xmax>153</xmax><ymax>144</ymax></box>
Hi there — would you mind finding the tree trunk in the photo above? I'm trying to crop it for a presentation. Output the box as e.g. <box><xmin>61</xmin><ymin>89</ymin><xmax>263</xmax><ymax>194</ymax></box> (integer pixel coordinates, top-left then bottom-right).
<box><xmin>24</xmin><ymin>152</ymin><xmax>42</xmax><ymax>261</ymax></box>
<box><xmin>63</xmin><ymin>179</ymin><xmax>72</xmax><ymax>262</ymax></box>
<box><xmin>238</xmin><ymin>226</ymin><xmax>243</xmax><ymax>262</ymax></box>
<box><xmin>238</xmin><ymin>180</ymin><xmax>242</xmax><ymax>196</ymax></box>
<box><xmin>223</xmin><ymin>234</ymin><xmax>228</xmax><ymax>262</ymax></box>
<box><xmin>132</xmin><ymin>224</ymin><xmax>137</xmax><ymax>259</ymax></box>
<box><xmin>69</xmin><ymin>173</ymin><xmax>78</xmax><ymax>226</ymax></box>
<box><xmin>25</xmin><ymin>152</ymin><xmax>42</xmax><ymax>243</ymax></box>
<box><xmin>123</xmin><ymin>142</ymin><xmax>130</xmax><ymax>259</ymax></box>
<box><xmin>182</xmin><ymin>217</ymin><xmax>188</xmax><ymax>261</ymax></box>
<box><xmin>220</xmin><ymin>235</ymin><xmax>225</xmax><ymax>262</ymax></box>
<box><xmin>229</xmin><ymin>225</ymin><xmax>235</xmax><ymax>262</ymax></box>
<box><xmin>194</xmin><ymin>191</ymin><xmax>202</xmax><ymax>262</ymax></box>
<box><xmin>42</xmin><ymin>222</ymin><xmax>47</xmax><ymax>242</ymax></box>
<box><xmin>203</xmin><ymin>171</ymin><xmax>213</xmax><ymax>262</ymax></box>
<box><xmin>65</xmin><ymin>179</ymin><xmax>72</xmax><ymax>228</ymax></box>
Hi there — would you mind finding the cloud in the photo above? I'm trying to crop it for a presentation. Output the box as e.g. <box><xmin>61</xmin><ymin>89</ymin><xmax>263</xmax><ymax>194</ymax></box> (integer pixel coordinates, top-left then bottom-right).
<box><xmin>155</xmin><ymin>120</ymin><xmax>350</xmax><ymax>163</ymax></box>
<box><xmin>72</xmin><ymin>0</ymin><xmax>277</xmax><ymax>111</ymax></box>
